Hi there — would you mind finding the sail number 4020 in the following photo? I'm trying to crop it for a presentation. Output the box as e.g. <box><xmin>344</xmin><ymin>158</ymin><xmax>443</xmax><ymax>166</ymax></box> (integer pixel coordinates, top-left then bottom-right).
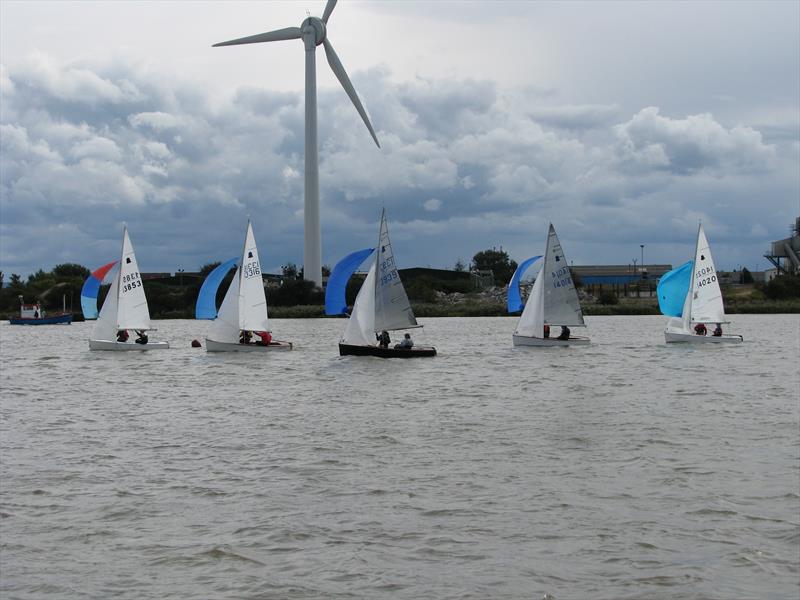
<box><xmin>243</xmin><ymin>261</ymin><xmax>261</xmax><ymax>279</ymax></box>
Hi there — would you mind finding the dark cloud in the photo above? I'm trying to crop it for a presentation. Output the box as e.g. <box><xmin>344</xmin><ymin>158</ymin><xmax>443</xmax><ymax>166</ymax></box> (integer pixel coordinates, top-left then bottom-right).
<box><xmin>0</xmin><ymin>54</ymin><xmax>797</xmax><ymax>277</ymax></box>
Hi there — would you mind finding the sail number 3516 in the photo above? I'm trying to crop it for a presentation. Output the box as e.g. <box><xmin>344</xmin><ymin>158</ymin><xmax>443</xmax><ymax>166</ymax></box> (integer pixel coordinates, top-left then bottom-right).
<box><xmin>243</xmin><ymin>261</ymin><xmax>261</xmax><ymax>279</ymax></box>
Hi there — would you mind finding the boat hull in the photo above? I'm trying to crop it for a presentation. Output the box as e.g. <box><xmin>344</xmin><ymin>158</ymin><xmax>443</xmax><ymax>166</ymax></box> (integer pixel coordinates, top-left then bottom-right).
<box><xmin>339</xmin><ymin>343</ymin><xmax>437</xmax><ymax>358</ymax></box>
<box><xmin>89</xmin><ymin>339</ymin><xmax>170</xmax><ymax>351</ymax></box>
<box><xmin>513</xmin><ymin>334</ymin><xmax>590</xmax><ymax>347</ymax></box>
<box><xmin>665</xmin><ymin>331</ymin><xmax>743</xmax><ymax>344</ymax></box>
<box><xmin>205</xmin><ymin>338</ymin><xmax>293</xmax><ymax>352</ymax></box>
<box><xmin>9</xmin><ymin>314</ymin><xmax>73</xmax><ymax>325</ymax></box>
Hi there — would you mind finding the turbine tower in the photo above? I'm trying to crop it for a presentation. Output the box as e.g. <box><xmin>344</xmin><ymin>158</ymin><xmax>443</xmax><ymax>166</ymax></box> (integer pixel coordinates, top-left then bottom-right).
<box><xmin>214</xmin><ymin>0</ymin><xmax>380</xmax><ymax>287</ymax></box>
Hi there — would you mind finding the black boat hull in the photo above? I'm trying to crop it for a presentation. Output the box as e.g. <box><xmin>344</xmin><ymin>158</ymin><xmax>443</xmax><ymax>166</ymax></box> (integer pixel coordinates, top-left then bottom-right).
<box><xmin>339</xmin><ymin>343</ymin><xmax>437</xmax><ymax>358</ymax></box>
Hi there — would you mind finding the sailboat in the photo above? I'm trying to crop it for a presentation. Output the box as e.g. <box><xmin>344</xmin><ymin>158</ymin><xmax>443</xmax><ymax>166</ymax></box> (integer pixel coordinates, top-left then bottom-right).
<box><xmin>509</xmin><ymin>223</ymin><xmax>589</xmax><ymax>346</ymax></box>
<box><xmin>659</xmin><ymin>223</ymin><xmax>743</xmax><ymax>343</ymax></box>
<box><xmin>88</xmin><ymin>226</ymin><xmax>169</xmax><ymax>350</ymax></box>
<box><xmin>330</xmin><ymin>209</ymin><xmax>436</xmax><ymax>358</ymax></box>
<box><xmin>205</xmin><ymin>219</ymin><xmax>292</xmax><ymax>352</ymax></box>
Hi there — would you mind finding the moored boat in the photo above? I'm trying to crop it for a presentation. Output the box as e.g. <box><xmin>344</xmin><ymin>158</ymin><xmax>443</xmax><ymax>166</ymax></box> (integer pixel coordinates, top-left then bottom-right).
<box><xmin>9</xmin><ymin>297</ymin><xmax>72</xmax><ymax>325</ymax></box>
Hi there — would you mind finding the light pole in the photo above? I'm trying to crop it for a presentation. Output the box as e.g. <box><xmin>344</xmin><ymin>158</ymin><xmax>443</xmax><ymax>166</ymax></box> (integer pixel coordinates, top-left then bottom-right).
<box><xmin>178</xmin><ymin>268</ymin><xmax>184</xmax><ymax>287</ymax></box>
<box><xmin>640</xmin><ymin>244</ymin><xmax>644</xmax><ymax>271</ymax></box>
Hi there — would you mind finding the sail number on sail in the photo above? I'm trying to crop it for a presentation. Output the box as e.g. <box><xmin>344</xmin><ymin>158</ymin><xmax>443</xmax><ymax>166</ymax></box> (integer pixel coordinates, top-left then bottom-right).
<box><xmin>696</xmin><ymin>265</ymin><xmax>716</xmax><ymax>287</ymax></box>
<box><xmin>379</xmin><ymin>256</ymin><xmax>399</xmax><ymax>286</ymax></box>
<box><xmin>551</xmin><ymin>266</ymin><xmax>573</xmax><ymax>288</ymax></box>
<box><xmin>242</xmin><ymin>260</ymin><xmax>261</xmax><ymax>279</ymax></box>
<box><xmin>121</xmin><ymin>272</ymin><xmax>142</xmax><ymax>294</ymax></box>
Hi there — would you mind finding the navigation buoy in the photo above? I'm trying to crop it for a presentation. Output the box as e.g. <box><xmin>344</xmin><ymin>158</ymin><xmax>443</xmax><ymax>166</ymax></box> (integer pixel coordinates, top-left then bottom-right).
<box><xmin>191</xmin><ymin>339</ymin><xmax>202</xmax><ymax>348</ymax></box>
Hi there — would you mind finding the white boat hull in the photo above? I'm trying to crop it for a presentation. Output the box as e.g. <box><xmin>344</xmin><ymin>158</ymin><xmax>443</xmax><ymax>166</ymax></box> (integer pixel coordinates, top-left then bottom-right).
<box><xmin>89</xmin><ymin>339</ymin><xmax>170</xmax><ymax>351</ymax></box>
<box><xmin>665</xmin><ymin>331</ymin><xmax>743</xmax><ymax>344</ymax></box>
<box><xmin>205</xmin><ymin>338</ymin><xmax>293</xmax><ymax>352</ymax></box>
<box><xmin>513</xmin><ymin>334</ymin><xmax>590</xmax><ymax>347</ymax></box>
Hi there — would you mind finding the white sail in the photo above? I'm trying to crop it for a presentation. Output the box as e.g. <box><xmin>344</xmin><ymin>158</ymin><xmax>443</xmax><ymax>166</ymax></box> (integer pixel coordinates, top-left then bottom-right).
<box><xmin>208</xmin><ymin>266</ymin><xmax>241</xmax><ymax>343</ymax></box>
<box><xmin>542</xmin><ymin>224</ymin><xmax>585</xmax><ymax>327</ymax></box>
<box><xmin>690</xmin><ymin>223</ymin><xmax>725</xmax><ymax>324</ymax></box>
<box><xmin>514</xmin><ymin>259</ymin><xmax>545</xmax><ymax>337</ymax></box>
<box><xmin>92</xmin><ymin>271</ymin><xmax>120</xmax><ymax>341</ymax></box>
<box><xmin>373</xmin><ymin>210</ymin><xmax>419</xmax><ymax>332</ymax></box>
<box><xmin>342</xmin><ymin>258</ymin><xmax>378</xmax><ymax>346</ymax></box>
<box><xmin>116</xmin><ymin>227</ymin><xmax>152</xmax><ymax>331</ymax></box>
<box><xmin>238</xmin><ymin>220</ymin><xmax>269</xmax><ymax>332</ymax></box>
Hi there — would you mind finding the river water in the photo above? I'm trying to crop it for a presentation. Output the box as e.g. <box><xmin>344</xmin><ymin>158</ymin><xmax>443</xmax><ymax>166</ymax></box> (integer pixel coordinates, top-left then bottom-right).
<box><xmin>1</xmin><ymin>315</ymin><xmax>798</xmax><ymax>599</ymax></box>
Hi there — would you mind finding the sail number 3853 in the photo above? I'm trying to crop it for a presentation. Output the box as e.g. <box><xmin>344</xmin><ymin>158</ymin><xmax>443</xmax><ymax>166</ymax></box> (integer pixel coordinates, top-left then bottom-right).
<box><xmin>121</xmin><ymin>272</ymin><xmax>141</xmax><ymax>294</ymax></box>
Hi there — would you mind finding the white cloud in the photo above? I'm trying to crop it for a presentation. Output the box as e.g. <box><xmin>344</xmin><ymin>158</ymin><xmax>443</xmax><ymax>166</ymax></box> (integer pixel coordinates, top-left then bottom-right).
<box><xmin>423</xmin><ymin>198</ymin><xmax>442</xmax><ymax>212</ymax></box>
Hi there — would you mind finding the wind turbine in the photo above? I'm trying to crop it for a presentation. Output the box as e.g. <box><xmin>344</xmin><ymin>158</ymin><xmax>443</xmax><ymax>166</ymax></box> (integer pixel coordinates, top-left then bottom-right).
<box><xmin>213</xmin><ymin>0</ymin><xmax>380</xmax><ymax>287</ymax></box>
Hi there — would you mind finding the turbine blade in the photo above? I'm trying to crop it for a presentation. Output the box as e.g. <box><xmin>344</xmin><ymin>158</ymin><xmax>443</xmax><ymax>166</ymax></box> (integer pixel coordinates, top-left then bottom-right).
<box><xmin>213</xmin><ymin>27</ymin><xmax>302</xmax><ymax>47</ymax></box>
<box><xmin>322</xmin><ymin>0</ymin><xmax>338</xmax><ymax>23</ymax></box>
<box><xmin>323</xmin><ymin>39</ymin><xmax>380</xmax><ymax>148</ymax></box>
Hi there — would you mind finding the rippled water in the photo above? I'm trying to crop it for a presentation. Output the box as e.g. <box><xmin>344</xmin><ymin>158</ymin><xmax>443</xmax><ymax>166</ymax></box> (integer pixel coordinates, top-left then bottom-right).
<box><xmin>1</xmin><ymin>315</ymin><xmax>798</xmax><ymax>599</ymax></box>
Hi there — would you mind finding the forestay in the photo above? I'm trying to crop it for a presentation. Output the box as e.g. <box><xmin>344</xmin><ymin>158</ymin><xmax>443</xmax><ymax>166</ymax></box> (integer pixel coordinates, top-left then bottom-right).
<box><xmin>542</xmin><ymin>224</ymin><xmax>584</xmax><ymax>327</ymax></box>
<box><xmin>373</xmin><ymin>209</ymin><xmax>420</xmax><ymax>332</ymax></box>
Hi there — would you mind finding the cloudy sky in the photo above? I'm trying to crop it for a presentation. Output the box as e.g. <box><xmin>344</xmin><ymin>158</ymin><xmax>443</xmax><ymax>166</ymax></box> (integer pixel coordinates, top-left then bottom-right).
<box><xmin>1</xmin><ymin>0</ymin><xmax>798</xmax><ymax>278</ymax></box>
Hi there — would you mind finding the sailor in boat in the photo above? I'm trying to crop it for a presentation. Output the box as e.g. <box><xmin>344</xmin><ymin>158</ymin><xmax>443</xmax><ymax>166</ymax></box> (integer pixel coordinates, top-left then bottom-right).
<box><xmin>712</xmin><ymin>323</ymin><xmax>723</xmax><ymax>337</ymax></box>
<box><xmin>239</xmin><ymin>330</ymin><xmax>253</xmax><ymax>344</ymax></box>
<box><xmin>255</xmin><ymin>331</ymin><xmax>272</xmax><ymax>346</ymax></box>
<box><xmin>34</xmin><ymin>304</ymin><xmax>40</xmax><ymax>319</ymax></box>
<box><xmin>694</xmin><ymin>323</ymin><xmax>707</xmax><ymax>336</ymax></box>
<box><xmin>543</xmin><ymin>325</ymin><xmax>550</xmax><ymax>338</ymax></box>
<box><xmin>557</xmin><ymin>326</ymin><xmax>570</xmax><ymax>340</ymax></box>
<box><xmin>135</xmin><ymin>330</ymin><xmax>148</xmax><ymax>345</ymax></box>
<box><xmin>377</xmin><ymin>330</ymin><xmax>391</xmax><ymax>348</ymax></box>
<box><xmin>394</xmin><ymin>333</ymin><xmax>414</xmax><ymax>350</ymax></box>
<box><xmin>116</xmin><ymin>329</ymin><xmax>130</xmax><ymax>342</ymax></box>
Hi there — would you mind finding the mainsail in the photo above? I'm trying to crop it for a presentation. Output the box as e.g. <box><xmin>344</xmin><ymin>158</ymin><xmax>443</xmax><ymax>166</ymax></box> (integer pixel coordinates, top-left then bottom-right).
<box><xmin>690</xmin><ymin>223</ymin><xmax>725</xmax><ymax>324</ymax></box>
<box><xmin>542</xmin><ymin>224</ymin><xmax>584</xmax><ymax>326</ymax></box>
<box><xmin>116</xmin><ymin>227</ymin><xmax>152</xmax><ymax>331</ymax></box>
<box><xmin>373</xmin><ymin>209</ymin><xmax>419</xmax><ymax>332</ymax></box>
<box><xmin>238</xmin><ymin>220</ymin><xmax>269</xmax><ymax>333</ymax></box>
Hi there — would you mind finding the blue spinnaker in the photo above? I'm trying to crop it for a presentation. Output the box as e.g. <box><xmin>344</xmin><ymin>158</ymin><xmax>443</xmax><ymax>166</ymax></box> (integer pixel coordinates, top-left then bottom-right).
<box><xmin>80</xmin><ymin>260</ymin><xmax>117</xmax><ymax>319</ymax></box>
<box><xmin>325</xmin><ymin>248</ymin><xmax>375</xmax><ymax>315</ymax></box>
<box><xmin>657</xmin><ymin>260</ymin><xmax>693</xmax><ymax>317</ymax></box>
<box><xmin>507</xmin><ymin>255</ymin><xmax>542</xmax><ymax>313</ymax></box>
<box><xmin>195</xmin><ymin>257</ymin><xmax>238</xmax><ymax>319</ymax></box>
